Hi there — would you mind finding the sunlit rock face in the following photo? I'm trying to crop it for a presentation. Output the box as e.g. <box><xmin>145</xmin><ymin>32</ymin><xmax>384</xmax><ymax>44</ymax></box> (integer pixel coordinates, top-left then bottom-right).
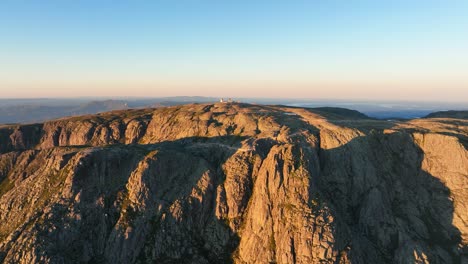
<box><xmin>0</xmin><ymin>103</ymin><xmax>467</xmax><ymax>263</ymax></box>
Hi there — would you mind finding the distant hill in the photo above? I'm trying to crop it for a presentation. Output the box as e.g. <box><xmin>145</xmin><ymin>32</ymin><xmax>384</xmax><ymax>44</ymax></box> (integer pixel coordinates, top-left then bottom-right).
<box><xmin>309</xmin><ymin>107</ymin><xmax>371</xmax><ymax>120</ymax></box>
<box><xmin>0</xmin><ymin>100</ymin><xmax>130</xmax><ymax>124</ymax></box>
<box><xmin>425</xmin><ymin>110</ymin><xmax>468</xmax><ymax>119</ymax></box>
<box><xmin>0</xmin><ymin>97</ymin><xmax>218</xmax><ymax>124</ymax></box>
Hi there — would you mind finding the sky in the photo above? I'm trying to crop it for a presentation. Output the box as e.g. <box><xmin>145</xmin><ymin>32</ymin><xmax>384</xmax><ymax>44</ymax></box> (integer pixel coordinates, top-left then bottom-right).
<box><xmin>0</xmin><ymin>0</ymin><xmax>468</xmax><ymax>101</ymax></box>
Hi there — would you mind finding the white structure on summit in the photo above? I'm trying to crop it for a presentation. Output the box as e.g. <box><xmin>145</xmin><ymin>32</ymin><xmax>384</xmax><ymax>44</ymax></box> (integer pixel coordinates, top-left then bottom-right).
<box><xmin>219</xmin><ymin>98</ymin><xmax>236</xmax><ymax>103</ymax></box>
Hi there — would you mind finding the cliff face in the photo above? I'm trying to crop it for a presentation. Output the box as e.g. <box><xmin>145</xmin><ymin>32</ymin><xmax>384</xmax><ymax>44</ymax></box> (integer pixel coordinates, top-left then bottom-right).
<box><xmin>0</xmin><ymin>103</ymin><xmax>466</xmax><ymax>264</ymax></box>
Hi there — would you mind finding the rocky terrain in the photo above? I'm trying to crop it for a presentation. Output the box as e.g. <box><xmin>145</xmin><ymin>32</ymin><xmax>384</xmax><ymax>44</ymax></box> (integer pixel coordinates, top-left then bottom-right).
<box><xmin>0</xmin><ymin>103</ymin><xmax>466</xmax><ymax>263</ymax></box>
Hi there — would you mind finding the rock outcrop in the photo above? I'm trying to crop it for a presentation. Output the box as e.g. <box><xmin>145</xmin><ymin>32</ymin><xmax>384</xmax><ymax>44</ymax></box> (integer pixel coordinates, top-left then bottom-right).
<box><xmin>0</xmin><ymin>103</ymin><xmax>466</xmax><ymax>263</ymax></box>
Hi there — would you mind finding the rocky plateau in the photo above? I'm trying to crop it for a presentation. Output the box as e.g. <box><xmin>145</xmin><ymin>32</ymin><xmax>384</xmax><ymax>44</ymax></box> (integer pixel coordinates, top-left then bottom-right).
<box><xmin>0</xmin><ymin>103</ymin><xmax>466</xmax><ymax>263</ymax></box>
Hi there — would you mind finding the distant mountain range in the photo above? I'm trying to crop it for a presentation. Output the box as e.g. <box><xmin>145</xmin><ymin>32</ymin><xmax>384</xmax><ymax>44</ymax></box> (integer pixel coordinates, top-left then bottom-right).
<box><xmin>0</xmin><ymin>97</ymin><xmax>217</xmax><ymax>124</ymax></box>
<box><xmin>0</xmin><ymin>97</ymin><xmax>467</xmax><ymax>124</ymax></box>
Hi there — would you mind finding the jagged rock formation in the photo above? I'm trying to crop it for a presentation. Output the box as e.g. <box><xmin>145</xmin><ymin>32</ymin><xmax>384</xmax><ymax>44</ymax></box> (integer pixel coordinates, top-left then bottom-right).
<box><xmin>0</xmin><ymin>103</ymin><xmax>466</xmax><ymax>263</ymax></box>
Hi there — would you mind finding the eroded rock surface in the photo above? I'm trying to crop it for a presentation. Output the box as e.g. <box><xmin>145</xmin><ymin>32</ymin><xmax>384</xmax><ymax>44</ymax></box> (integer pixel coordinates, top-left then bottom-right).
<box><xmin>0</xmin><ymin>103</ymin><xmax>466</xmax><ymax>263</ymax></box>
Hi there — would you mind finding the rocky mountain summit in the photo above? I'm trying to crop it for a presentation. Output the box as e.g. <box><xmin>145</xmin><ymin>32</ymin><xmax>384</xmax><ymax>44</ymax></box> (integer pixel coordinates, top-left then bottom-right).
<box><xmin>0</xmin><ymin>103</ymin><xmax>467</xmax><ymax>263</ymax></box>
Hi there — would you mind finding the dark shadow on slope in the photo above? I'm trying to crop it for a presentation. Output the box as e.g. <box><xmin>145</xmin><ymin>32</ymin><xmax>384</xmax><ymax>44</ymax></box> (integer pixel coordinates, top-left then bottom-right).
<box><xmin>317</xmin><ymin>132</ymin><xmax>465</xmax><ymax>263</ymax></box>
<box><xmin>19</xmin><ymin>135</ymin><xmax>246</xmax><ymax>263</ymax></box>
<box><xmin>432</xmin><ymin>119</ymin><xmax>468</xmax><ymax>127</ymax></box>
<box><xmin>0</xmin><ymin>123</ymin><xmax>43</xmax><ymax>154</ymax></box>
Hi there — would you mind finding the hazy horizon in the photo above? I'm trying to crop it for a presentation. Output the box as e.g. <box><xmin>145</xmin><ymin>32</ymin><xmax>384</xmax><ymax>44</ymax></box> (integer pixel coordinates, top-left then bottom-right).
<box><xmin>1</xmin><ymin>1</ymin><xmax>468</xmax><ymax>101</ymax></box>
<box><xmin>1</xmin><ymin>96</ymin><xmax>468</xmax><ymax>104</ymax></box>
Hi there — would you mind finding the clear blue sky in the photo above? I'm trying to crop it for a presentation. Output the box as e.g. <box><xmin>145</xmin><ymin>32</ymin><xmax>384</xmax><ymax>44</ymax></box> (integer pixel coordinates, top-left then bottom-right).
<box><xmin>1</xmin><ymin>0</ymin><xmax>467</xmax><ymax>100</ymax></box>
